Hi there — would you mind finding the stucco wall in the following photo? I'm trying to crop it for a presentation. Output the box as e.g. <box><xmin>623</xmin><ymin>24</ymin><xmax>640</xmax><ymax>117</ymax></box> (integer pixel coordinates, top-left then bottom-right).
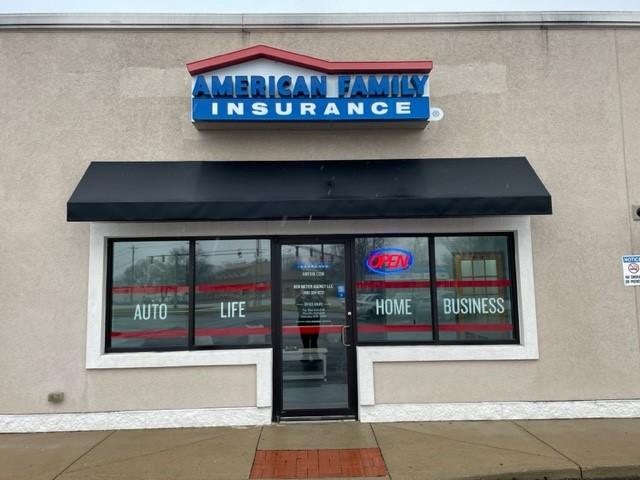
<box><xmin>0</xmin><ymin>25</ymin><xmax>639</xmax><ymax>414</ymax></box>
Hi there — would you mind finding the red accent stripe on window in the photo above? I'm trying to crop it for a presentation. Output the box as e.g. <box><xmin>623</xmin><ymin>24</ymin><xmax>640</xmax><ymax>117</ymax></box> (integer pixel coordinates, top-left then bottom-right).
<box><xmin>436</xmin><ymin>280</ymin><xmax>512</xmax><ymax>288</ymax></box>
<box><xmin>197</xmin><ymin>326</ymin><xmax>271</xmax><ymax>336</ymax></box>
<box><xmin>111</xmin><ymin>323</ymin><xmax>512</xmax><ymax>339</ymax></box>
<box><xmin>356</xmin><ymin>281</ymin><xmax>431</xmax><ymax>289</ymax></box>
<box><xmin>112</xmin><ymin>326</ymin><xmax>272</xmax><ymax>339</ymax></box>
<box><xmin>112</xmin><ymin>285</ymin><xmax>189</xmax><ymax>295</ymax></box>
<box><xmin>283</xmin><ymin>325</ymin><xmax>344</xmax><ymax>335</ymax></box>
<box><xmin>440</xmin><ymin>323</ymin><xmax>513</xmax><ymax>332</ymax></box>
<box><xmin>112</xmin><ymin>282</ymin><xmax>271</xmax><ymax>295</ymax></box>
<box><xmin>358</xmin><ymin>323</ymin><xmax>513</xmax><ymax>333</ymax></box>
<box><xmin>111</xmin><ymin>329</ymin><xmax>188</xmax><ymax>339</ymax></box>
<box><xmin>196</xmin><ymin>282</ymin><xmax>271</xmax><ymax>293</ymax></box>
<box><xmin>111</xmin><ymin>324</ymin><xmax>344</xmax><ymax>339</ymax></box>
<box><xmin>355</xmin><ymin>279</ymin><xmax>511</xmax><ymax>289</ymax></box>
<box><xmin>358</xmin><ymin>324</ymin><xmax>433</xmax><ymax>333</ymax></box>
<box><xmin>112</xmin><ymin>279</ymin><xmax>509</xmax><ymax>295</ymax></box>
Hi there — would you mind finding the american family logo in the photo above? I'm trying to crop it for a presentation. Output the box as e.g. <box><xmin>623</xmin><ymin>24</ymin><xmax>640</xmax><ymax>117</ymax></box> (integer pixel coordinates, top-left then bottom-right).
<box><xmin>187</xmin><ymin>45</ymin><xmax>443</xmax><ymax>127</ymax></box>
<box><xmin>295</xmin><ymin>262</ymin><xmax>330</xmax><ymax>270</ymax></box>
<box><xmin>366</xmin><ymin>248</ymin><xmax>414</xmax><ymax>274</ymax></box>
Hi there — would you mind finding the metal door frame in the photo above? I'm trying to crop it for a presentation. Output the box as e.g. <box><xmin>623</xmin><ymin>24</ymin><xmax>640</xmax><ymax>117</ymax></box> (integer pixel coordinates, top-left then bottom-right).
<box><xmin>272</xmin><ymin>236</ymin><xmax>358</xmax><ymax>421</ymax></box>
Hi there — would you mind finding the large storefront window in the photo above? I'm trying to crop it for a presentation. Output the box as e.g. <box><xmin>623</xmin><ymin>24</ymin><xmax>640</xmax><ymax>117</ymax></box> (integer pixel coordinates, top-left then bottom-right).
<box><xmin>107</xmin><ymin>234</ymin><xmax>518</xmax><ymax>352</ymax></box>
<box><xmin>355</xmin><ymin>237</ymin><xmax>433</xmax><ymax>343</ymax></box>
<box><xmin>107</xmin><ymin>238</ymin><xmax>272</xmax><ymax>352</ymax></box>
<box><xmin>195</xmin><ymin>239</ymin><xmax>271</xmax><ymax>347</ymax></box>
<box><xmin>109</xmin><ymin>240</ymin><xmax>190</xmax><ymax>350</ymax></box>
<box><xmin>354</xmin><ymin>234</ymin><xmax>518</xmax><ymax>344</ymax></box>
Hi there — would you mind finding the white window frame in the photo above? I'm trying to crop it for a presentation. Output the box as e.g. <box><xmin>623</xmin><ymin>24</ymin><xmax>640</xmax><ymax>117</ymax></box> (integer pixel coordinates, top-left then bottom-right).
<box><xmin>85</xmin><ymin>216</ymin><xmax>539</xmax><ymax>409</ymax></box>
<box><xmin>356</xmin><ymin>216</ymin><xmax>539</xmax><ymax>406</ymax></box>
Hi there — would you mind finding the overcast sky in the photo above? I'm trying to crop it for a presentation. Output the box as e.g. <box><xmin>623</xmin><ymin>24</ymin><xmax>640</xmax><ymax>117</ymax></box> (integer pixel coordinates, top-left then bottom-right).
<box><xmin>1</xmin><ymin>0</ymin><xmax>640</xmax><ymax>13</ymax></box>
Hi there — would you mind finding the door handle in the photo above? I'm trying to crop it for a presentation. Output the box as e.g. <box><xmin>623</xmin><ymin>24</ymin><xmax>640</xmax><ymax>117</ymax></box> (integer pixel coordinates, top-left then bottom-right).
<box><xmin>341</xmin><ymin>325</ymin><xmax>351</xmax><ymax>347</ymax></box>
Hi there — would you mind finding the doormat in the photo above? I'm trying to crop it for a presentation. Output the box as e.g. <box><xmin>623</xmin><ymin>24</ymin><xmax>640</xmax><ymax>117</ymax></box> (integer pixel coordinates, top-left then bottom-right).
<box><xmin>249</xmin><ymin>448</ymin><xmax>387</xmax><ymax>478</ymax></box>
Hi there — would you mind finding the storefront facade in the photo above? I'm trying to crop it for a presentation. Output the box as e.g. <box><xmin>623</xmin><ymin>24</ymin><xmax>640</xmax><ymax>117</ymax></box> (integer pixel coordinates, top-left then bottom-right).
<box><xmin>2</xmin><ymin>12</ymin><xmax>640</xmax><ymax>432</ymax></box>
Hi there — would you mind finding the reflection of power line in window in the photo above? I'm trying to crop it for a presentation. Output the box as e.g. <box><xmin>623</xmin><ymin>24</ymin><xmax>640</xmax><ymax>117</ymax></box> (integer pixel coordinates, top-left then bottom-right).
<box><xmin>198</xmin><ymin>248</ymin><xmax>256</xmax><ymax>255</ymax></box>
<box><xmin>197</xmin><ymin>248</ymin><xmax>267</xmax><ymax>259</ymax></box>
<box><xmin>289</xmin><ymin>244</ymin><xmax>343</xmax><ymax>261</ymax></box>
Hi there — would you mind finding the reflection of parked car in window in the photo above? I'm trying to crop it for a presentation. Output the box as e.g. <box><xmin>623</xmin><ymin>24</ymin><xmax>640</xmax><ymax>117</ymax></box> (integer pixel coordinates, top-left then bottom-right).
<box><xmin>358</xmin><ymin>292</ymin><xmax>434</xmax><ymax>323</ymax></box>
<box><xmin>357</xmin><ymin>293</ymin><xmax>384</xmax><ymax>322</ymax></box>
<box><xmin>413</xmin><ymin>296</ymin><xmax>431</xmax><ymax>315</ymax></box>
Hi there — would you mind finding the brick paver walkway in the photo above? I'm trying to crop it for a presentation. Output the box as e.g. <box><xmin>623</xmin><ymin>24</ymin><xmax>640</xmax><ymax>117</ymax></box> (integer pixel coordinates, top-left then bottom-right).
<box><xmin>249</xmin><ymin>448</ymin><xmax>388</xmax><ymax>478</ymax></box>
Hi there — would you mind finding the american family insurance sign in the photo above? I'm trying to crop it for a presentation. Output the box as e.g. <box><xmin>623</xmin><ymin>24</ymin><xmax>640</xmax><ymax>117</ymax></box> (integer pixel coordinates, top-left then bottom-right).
<box><xmin>187</xmin><ymin>45</ymin><xmax>443</xmax><ymax>128</ymax></box>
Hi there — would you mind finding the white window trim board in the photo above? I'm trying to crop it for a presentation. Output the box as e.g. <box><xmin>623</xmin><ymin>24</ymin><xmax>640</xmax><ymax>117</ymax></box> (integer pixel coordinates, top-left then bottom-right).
<box><xmin>86</xmin><ymin>223</ymin><xmax>273</xmax><ymax>406</ymax></box>
<box><xmin>356</xmin><ymin>216</ymin><xmax>539</xmax><ymax>406</ymax></box>
<box><xmin>86</xmin><ymin>216</ymin><xmax>539</xmax><ymax>411</ymax></box>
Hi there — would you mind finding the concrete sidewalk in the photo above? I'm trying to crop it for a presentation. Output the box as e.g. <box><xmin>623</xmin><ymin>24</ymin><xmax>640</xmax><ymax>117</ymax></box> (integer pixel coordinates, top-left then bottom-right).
<box><xmin>2</xmin><ymin>419</ymin><xmax>640</xmax><ymax>479</ymax></box>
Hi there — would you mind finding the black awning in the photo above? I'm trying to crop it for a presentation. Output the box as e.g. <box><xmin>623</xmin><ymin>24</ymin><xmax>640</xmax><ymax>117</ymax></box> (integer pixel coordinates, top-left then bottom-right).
<box><xmin>67</xmin><ymin>157</ymin><xmax>551</xmax><ymax>222</ymax></box>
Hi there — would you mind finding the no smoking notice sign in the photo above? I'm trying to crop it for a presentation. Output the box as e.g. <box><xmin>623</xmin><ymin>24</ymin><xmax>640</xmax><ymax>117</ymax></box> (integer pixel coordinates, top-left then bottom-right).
<box><xmin>622</xmin><ymin>255</ymin><xmax>640</xmax><ymax>286</ymax></box>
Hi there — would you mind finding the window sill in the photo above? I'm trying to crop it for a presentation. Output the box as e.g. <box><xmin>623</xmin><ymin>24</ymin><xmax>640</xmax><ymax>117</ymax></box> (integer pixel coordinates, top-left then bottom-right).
<box><xmin>86</xmin><ymin>347</ymin><xmax>272</xmax><ymax>369</ymax></box>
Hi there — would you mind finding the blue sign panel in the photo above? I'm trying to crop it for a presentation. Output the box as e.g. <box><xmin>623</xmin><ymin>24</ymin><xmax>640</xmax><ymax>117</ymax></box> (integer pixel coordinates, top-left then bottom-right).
<box><xmin>192</xmin><ymin>97</ymin><xmax>430</xmax><ymax>122</ymax></box>
<box><xmin>188</xmin><ymin>46</ymin><xmax>439</xmax><ymax>127</ymax></box>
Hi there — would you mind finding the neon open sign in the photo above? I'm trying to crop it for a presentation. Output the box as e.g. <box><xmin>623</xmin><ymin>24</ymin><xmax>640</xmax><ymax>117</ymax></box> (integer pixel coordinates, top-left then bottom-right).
<box><xmin>365</xmin><ymin>248</ymin><xmax>414</xmax><ymax>274</ymax></box>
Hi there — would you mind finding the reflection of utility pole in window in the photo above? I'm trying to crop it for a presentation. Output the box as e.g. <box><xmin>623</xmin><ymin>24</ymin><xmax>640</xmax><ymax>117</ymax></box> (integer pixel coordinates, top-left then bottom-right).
<box><xmin>160</xmin><ymin>269</ymin><xmax>166</xmax><ymax>303</ymax></box>
<box><xmin>174</xmin><ymin>253</ymin><xmax>179</xmax><ymax>307</ymax></box>
<box><xmin>254</xmin><ymin>240</ymin><xmax>260</xmax><ymax>307</ymax></box>
<box><xmin>130</xmin><ymin>245</ymin><xmax>136</xmax><ymax>304</ymax></box>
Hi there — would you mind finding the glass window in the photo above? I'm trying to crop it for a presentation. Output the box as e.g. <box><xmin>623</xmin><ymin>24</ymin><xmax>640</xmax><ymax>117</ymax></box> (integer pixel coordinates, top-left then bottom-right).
<box><xmin>106</xmin><ymin>234</ymin><xmax>518</xmax><ymax>352</ymax></box>
<box><xmin>435</xmin><ymin>235</ymin><xmax>516</xmax><ymax>342</ymax></box>
<box><xmin>355</xmin><ymin>237</ymin><xmax>432</xmax><ymax>343</ymax></box>
<box><xmin>109</xmin><ymin>240</ymin><xmax>190</xmax><ymax>350</ymax></box>
<box><xmin>194</xmin><ymin>239</ymin><xmax>271</xmax><ymax>347</ymax></box>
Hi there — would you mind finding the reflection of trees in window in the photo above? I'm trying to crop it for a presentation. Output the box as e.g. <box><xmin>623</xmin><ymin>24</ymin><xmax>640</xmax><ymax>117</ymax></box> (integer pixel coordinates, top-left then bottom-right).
<box><xmin>112</xmin><ymin>243</ymin><xmax>189</xmax><ymax>307</ymax></box>
<box><xmin>281</xmin><ymin>244</ymin><xmax>345</xmax><ymax>290</ymax></box>
<box><xmin>354</xmin><ymin>237</ymin><xmax>430</xmax><ymax>331</ymax></box>
<box><xmin>354</xmin><ymin>238</ymin><xmax>384</xmax><ymax>278</ymax></box>
<box><xmin>355</xmin><ymin>237</ymin><xmax>428</xmax><ymax>279</ymax></box>
<box><xmin>195</xmin><ymin>240</ymin><xmax>271</xmax><ymax>307</ymax></box>
<box><xmin>115</xmin><ymin>246</ymin><xmax>188</xmax><ymax>286</ymax></box>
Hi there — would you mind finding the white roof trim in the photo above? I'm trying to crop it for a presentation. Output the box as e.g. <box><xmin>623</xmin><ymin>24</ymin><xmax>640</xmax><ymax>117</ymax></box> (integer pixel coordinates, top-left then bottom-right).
<box><xmin>1</xmin><ymin>11</ymin><xmax>640</xmax><ymax>29</ymax></box>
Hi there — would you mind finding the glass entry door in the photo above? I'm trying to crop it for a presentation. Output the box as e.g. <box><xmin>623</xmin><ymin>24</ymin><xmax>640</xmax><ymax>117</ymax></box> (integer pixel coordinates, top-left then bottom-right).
<box><xmin>275</xmin><ymin>240</ymin><xmax>357</xmax><ymax>419</ymax></box>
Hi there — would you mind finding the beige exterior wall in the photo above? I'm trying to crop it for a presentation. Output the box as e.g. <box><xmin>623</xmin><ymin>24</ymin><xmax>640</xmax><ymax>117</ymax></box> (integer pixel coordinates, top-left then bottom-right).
<box><xmin>1</xmin><ymin>23</ymin><xmax>639</xmax><ymax>414</ymax></box>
